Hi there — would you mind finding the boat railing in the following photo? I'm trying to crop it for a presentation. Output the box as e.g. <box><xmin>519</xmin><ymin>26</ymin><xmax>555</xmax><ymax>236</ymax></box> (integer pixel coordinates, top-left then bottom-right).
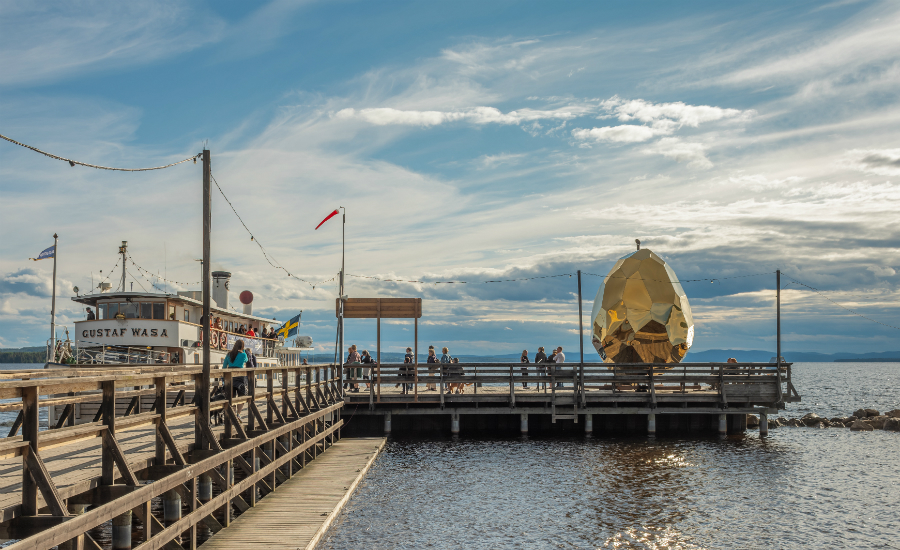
<box><xmin>75</xmin><ymin>344</ymin><xmax>172</xmax><ymax>365</ymax></box>
<box><xmin>201</xmin><ymin>326</ymin><xmax>278</xmax><ymax>358</ymax></box>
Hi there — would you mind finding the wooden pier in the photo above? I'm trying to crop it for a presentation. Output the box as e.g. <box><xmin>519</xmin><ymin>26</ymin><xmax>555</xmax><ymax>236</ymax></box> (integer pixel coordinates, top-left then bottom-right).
<box><xmin>341</xmin><ymin>362</ymin><xmax>801</xmax><ymax>436</ymax></box>
<box><xmin>0</xmin><ymin>359</ymin><xmax>800</xmax><ymax>548</ymax></box>
<box><xmin>0</xmin><ymin>363</ymin><xmax>343</xmax><ymax>549</ymax></box>
<box><xmin>201</xmin><ymin>437</ymin><xmax>385</xmax><ymax>550</ymax></box>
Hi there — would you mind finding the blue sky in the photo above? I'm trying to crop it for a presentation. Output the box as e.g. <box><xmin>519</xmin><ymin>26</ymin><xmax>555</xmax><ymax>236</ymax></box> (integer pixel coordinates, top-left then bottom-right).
<box><xmin>1</xmin><ymin>0</ymin><xmax>898</xmax><ymax>356</ymax></box>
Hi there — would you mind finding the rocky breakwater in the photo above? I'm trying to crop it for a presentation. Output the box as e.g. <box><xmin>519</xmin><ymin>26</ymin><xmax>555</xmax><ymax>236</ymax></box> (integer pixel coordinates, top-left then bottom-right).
<box><xmin>747</xmin><ymin>409</ymin><xmax>900</xmax><ymax>432</ymax></box>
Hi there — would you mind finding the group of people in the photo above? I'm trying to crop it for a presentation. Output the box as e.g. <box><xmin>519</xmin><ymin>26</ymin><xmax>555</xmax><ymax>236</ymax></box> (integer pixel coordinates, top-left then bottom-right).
<box><xmin>344</xmin><ymin>344</ymin><xmax>376</xmax><ymax>392</ymax></box>
<box><xmin>519</xmin><ymin>346</ymin><xmax>567</xmax><ymax>389</ymax></box>
<box><xmin>342</xmin><ymin>344</ymin><xmax>569</xmax><ymax>396</ymax></box>
<box><xmin>211</xmin><ymin>317</ymin><xmax>278</xmax><ymax>340</ymax></box>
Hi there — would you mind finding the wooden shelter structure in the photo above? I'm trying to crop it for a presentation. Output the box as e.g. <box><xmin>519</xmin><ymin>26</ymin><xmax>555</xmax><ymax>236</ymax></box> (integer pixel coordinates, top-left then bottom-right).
<box><xmin>336</xmin><ymin>298</ymin><xmax>422</xmax><ymax>406</ymax></box>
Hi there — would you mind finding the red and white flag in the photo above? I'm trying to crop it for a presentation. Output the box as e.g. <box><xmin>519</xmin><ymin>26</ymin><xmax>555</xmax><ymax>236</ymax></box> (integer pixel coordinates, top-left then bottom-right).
<box><xmin>315</xmin><ymin>208</ymin><xmax>339</xmax><ymax>230</ymax></box>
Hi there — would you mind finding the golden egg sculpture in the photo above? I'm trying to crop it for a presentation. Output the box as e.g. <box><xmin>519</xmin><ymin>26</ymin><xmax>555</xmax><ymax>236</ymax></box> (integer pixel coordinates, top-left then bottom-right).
<box><xmin>590</xmin><ymin>248</ymin><xmax>694</xmax><ymax>364</ymax></box>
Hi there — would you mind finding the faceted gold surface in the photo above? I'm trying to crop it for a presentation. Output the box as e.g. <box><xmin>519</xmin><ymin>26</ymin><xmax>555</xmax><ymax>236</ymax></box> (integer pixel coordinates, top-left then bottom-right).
<box><xmin>590</xmin><ymin>249</ymin><xmax>694</xmax><ymax>364</ymax></box>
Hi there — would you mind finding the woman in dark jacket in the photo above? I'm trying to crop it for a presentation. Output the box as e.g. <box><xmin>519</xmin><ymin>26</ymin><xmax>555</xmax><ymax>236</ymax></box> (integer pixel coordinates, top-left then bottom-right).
<box><xmin>520</xmin><ymin>350</ymin><xmax>530</xmax><ymax>389</ymax></box>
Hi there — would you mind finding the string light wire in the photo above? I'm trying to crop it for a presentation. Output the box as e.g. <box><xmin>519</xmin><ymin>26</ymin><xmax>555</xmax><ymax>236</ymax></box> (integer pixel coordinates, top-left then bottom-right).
<box><xmin>782</xmin><ymin>275</ymin><xmax>900</xmax><ymax>330</ymax></box>
<box><xmin>210</xmin><ymin>172</ymin><xmax>335</xmax><ymax>289</ymax></box>
<box><xmin>0</xmin><ymin>133</ymin><xmax>200</xmax><ymax>171</ymax></box>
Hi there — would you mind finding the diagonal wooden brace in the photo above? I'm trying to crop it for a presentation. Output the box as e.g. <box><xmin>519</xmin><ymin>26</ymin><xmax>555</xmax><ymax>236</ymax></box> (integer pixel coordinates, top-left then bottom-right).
<box><xmin>157</xmin><ymin>421</ymin><xmax>186</xmax><ymax>466</ymax></box>
<box><xmin>249</xmin><ymin>401</ymin><xmax>268</xmax><ymax>432</ymax></box>
<box><xmin>22</xmin><ymin>447</ymin><xmax>69</xmax><ymax>517</ymax></box>
<box><xmin>103</xmin><ymin>431</ymin><xmax>139</xmax><ymax>486</ymax></box>
<box><xmin>225</xmin><ymin>405</ymin><xmax>249</xmax><ymax>439</ymax></box>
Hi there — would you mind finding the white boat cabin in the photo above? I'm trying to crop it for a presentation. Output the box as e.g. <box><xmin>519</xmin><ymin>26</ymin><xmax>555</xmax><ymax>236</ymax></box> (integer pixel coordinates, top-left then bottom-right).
<box><xmin>71</xmin><ymin>284</ymin><xmax>279</xmax><ymax>368</ymax></box>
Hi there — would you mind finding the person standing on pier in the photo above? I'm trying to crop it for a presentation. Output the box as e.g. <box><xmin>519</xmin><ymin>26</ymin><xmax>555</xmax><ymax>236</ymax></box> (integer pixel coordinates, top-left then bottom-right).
<box><xmin>535</xmin><ymin>346</ymin><xmax>548</xmax><ymax>390</ymax></box>
<box><xmin>223</xmin><ymin>340</ymin><xmax>249</xmax><ymax>417</ymax></box>
<box><xmin>440</xmin><ymin>347</ymin><xmax>453</xmax><ymax>394</ymax></box>
<box><xmin>554</xmin><ymin>346</ymin><xmax>566</xmax><ymax>388</ymax></box>
<box><xmin>426</xmin><ymin>346</ymin><xmax>438</xmax><ymax>391</ymax></box>
<box><xmin>520</xmin><ymin>350</ymin><xmax>530</xmax><ymax>388</ymax></box>
<box><xmin>347</xmin><ymin>345</ymin><xmax>361</xmax><ymax>392</ymax></box>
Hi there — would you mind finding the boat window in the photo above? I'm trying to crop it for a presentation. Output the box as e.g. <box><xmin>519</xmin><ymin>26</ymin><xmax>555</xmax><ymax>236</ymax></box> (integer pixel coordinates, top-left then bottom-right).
<box><xmin>99</xmin><ymin>303</ymin><xmax>107</xmax><ymax>319</ymax></box>
<box><xmin>184</xmin><ymin>309</ymin><xmax>190</xmax><ymax>323</ymax></box>
<box><xmin>141</xmin><ymin>302</ymin><xmax>152</xmax><ymax>319</ymax></box>
<box><xmin>153</xmin><ymin>302</ymin><xmax>164</xmax><ymax>319</ymax></box>
<box><xmin>123</xmin><ymin>302</ymin><xmax>139</xmax><ymax>319</ymax></box>
<box><xmin>108</xmin><ymin>303</ymin><xmax>119</xmax><ymax>318</ymax></box>
<box><xmin>168</xmin><ymin>305</ymin><xmax>176</xmax><ymax>320</ymax></box>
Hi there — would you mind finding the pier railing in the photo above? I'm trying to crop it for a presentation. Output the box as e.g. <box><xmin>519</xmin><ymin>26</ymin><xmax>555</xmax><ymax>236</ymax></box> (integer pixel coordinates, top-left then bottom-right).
<box><xmin>343</xmin><ymin>362</ymin><xmax>798</xmax><ymax>409</ymax></box>
<box><xmin>0</xmin><ymin>363</ymin><xmax>342</xmax><ymax>549</ymax></box>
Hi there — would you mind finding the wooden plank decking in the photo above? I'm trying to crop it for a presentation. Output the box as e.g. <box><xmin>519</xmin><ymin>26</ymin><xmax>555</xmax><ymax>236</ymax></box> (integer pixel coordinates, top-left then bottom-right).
<box><xmin>201</xmin><ymin>437</ymin><xmax>386</xmax><ymax>550</ymax></box>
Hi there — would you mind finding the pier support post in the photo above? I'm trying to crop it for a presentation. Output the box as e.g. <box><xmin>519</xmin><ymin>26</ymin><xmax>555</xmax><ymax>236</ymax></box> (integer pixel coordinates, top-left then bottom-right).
<box><xmin>759</xmin><ymin>412</ymin><xmax>768</xmax><ymax>437</ymax></box>
<box><xmin>647</xmin><ymin>413</ymin><xmax>656</xmax><ymax>436</ymax></box>
<box><xmin>718</xmin><ymin>414</ymin><xmax>728</xmax><ymax>435</ymax></box>
<box><xmin>384</xmin><ymin>411</ymin><xmax>391</xmax><ymax>435</ymax></box>
<box><xmin>111</xmin><ymin>510</ymin><xmax>132</xmax><ymax>550</ymax></box>
<box><xmin>584</xmin><ymin>414</ymin><xmax>593</xmax><ymax>434</ymax></box>
<box><xmin>451</xmin><ymin>412</ymin><xmax>460</xmax><ymax>435</ymax></box>
<box><xmin>199</xmin><ymin>473</ymin><xmax>213</xmax><ymax>503</ymax></box>
<box><xmin>520</xmin><ymin>413</ymin><xmax>528</xmax><ymax>435</ymax></box>
<box><xmin>59</xmin><ymin>504</ymin><xmax>87</xmax><ymax>550</ymax></box>
<box><xmin>163</xmin><ymin>488</ymin><xmax>181</xmax><ymax>525</ymax></box>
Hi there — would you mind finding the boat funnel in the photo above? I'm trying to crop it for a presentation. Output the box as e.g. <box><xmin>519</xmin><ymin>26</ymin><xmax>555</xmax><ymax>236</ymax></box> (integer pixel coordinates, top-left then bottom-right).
<box><xmin>212</xmin><ymin>272</ymin><xmax>231</xmax><ymax>309</ymax></box>
<box><xmin>240</xmin><ymin>290</ymin><xmax>253</xmax><ymax>315</ymax></box>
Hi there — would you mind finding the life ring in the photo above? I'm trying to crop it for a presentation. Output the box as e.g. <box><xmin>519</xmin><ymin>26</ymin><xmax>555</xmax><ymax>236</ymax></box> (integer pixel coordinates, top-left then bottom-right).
<box><xmin>220</xmin><ymin>332</ymin><xmax>228</xmax><ymax>350</ymax></box>
<box><xmin>210</xmin><ymin>332</ymin><xmax>219</xmax><ymax>348</ymax></box>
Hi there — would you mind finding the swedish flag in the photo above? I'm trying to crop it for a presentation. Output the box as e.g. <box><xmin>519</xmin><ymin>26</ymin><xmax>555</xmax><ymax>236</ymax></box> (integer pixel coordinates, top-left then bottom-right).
<box><xmin>277</xmin><ymin>313</ymin><xmax>301</xmax><ymax>339</ymax></box>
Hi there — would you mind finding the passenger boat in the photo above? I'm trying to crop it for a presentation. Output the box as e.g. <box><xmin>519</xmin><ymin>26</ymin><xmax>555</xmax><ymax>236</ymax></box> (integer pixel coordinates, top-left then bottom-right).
<box><xmin>54</xmin><ymin>270</ymin><xmax>310</xmax><ymax>368</ymax></box>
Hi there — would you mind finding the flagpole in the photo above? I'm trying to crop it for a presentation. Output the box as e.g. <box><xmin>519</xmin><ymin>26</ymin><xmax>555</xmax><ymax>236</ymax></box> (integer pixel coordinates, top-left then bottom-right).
<box><xmin>49</xmin><ymin>233</ymin><xmax>58</xmax><ymax>363</ymax></box>
<box><xmin>339</xmin><ymin>206</ymin><xmax>345</xmax><ymax>386</ymax></box>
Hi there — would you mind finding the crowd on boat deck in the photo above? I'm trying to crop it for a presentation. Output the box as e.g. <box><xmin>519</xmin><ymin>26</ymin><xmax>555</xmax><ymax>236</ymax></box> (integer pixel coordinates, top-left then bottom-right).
<box><xmin>343</xmin><ymin>345</ymin><xmax>569</xmax><ymax>394</ymax></box>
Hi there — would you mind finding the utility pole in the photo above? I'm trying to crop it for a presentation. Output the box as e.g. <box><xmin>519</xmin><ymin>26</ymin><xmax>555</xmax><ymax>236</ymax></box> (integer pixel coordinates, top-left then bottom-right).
<box><xmin>49</xmin><ymin>234</ymin><xmax>58</xmax><ymax>362</ymax></box>
<box><xmin>119</xmin><ymin>240</ymin><xmax>128</xmax><ymax>292</ymax></box>
<box><xmin>577</xmin><ymin>270</ymin><xmax>585</xmax><ymax>407</ymax></box>
<box><xmin>776</xmin><ymin>270</ymin><xmax>781</xmax><ymax>368</ymax></box>
<box><xmin>339</xmin><ymin>207</ymin><xmax>345</xmax><ymax>384</ymax></box>
<box><xmin>199</xmin><ymin>149</ymin><xmax>211</xmax><ymax>449</ymax></box>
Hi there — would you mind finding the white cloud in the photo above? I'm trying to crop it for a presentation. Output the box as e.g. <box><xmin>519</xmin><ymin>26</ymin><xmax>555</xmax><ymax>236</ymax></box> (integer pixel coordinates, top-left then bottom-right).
<box><xmin>842</xmin><ymin>148</ymin><xmax>900</xmax><ymax>176</ymax></box>
<box><xmin>333</xmin><ymin>106</ymin><xmax>580</xmax><ymax>127</ymax></box>
<box><xmin>571</xmin><ymin>125</ymin><xmax>662</xmax><ymax>143</ymax></box>
<box><xmin>868</xmin><ymin>266</ymin><xmax>896</xmax><ymax>277</ymax></box>
<box><xmin>600</xmin><ymin>96</ymin><xmax>748</xmax><ymax>127</ymax></box>
<box><xmin>644</xmin><ymin>138</ymin><xmax>713</xmax><ymax>168</ymax></box>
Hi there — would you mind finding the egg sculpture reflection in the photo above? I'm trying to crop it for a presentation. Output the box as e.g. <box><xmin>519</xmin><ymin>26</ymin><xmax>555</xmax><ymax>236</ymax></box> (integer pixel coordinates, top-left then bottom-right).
<box><xmin>590</xmin><ymin>249</ymin><xmax>694</xmax><ymax>364</ymax></box>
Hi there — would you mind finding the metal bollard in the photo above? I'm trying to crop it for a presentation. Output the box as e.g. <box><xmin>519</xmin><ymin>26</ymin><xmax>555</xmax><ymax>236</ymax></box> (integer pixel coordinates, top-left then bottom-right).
<box><xmin>163</xmin><ymin>488</ymin><xmax>181</xmax><ymax>525</ymax></box>
<box><xmin>199</xmin><ymin>473</ymin><xmax>213</xmax><ymax>503</ymax></box>
<box><xmin>450</xmin><ymin>412</ymin><xmax>460</xmax><ymax>435</ymax></box>
<box><xmin>111</xmin><ymin>510</ymin><xmax>132</xmax><ymax>550</ymax></box>
<box><xmin>584</xmin><ymin>414</ymin><xmax>593</xmax><ymax>435</ymax></box>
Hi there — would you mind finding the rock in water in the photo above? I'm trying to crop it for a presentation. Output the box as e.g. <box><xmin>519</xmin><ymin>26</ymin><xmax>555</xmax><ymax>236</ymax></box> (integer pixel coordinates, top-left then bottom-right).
<box><xmin>853</xmin><ymin>408</ymin><xmax>868</xmax><ymax>418</ymax></box>
<box><xmin>870</xmin><ymin>416</ymin><xmax>888</xmax><ymax>429</ymax></box>
<box><xmin>884</xmin><ymin>418</ymin><xmax>900</xmax><ymax>431</ymax></box>
<box><xmin>801</xmin><ymin>413</ymin><xmax>824</xmax><ymax>426</ymax></box>
<box><xmin>850</xmin><ymin>419</ymin><xmax>874</xmax><ymax>431</ymax></box>
<box><xmin>886</xmin><ymin>409</ymin><xmax>900</xmax><ymax>419</ymax></box>
<box><xmin>865</xmin><ymin>408</ymin><xmax>880</xmax><ymax>417</ymax></box>
<box><xmin>747</xmin><ymin>414</ymin><xmax>760</xmax><ymax>428</ymax></box>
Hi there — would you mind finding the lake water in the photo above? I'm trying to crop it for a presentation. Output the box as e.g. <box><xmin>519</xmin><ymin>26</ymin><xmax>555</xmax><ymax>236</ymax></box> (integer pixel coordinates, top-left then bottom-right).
<box><xmin>320</xmin><ymin>363</ymin><xmax>899</xmax><ymax>550</ymax></box>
